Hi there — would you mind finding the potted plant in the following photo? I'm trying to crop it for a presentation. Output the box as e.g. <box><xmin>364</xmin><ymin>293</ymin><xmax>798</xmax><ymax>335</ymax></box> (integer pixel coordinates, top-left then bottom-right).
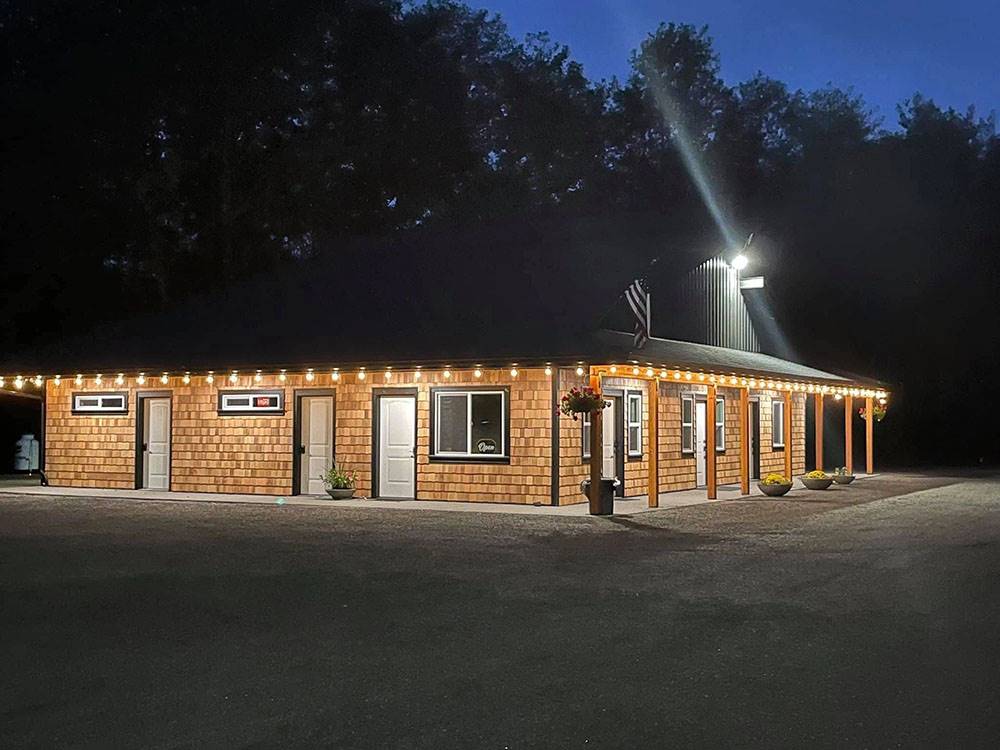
<box><xmin>832</xmin><ymin>466</ymin><xmax>855</xmax><ymax>485</ymax></box>
<box><xmin>321</xmin><ymin>465</ymin><xmax>357</xmax><ymax>500</ymax></box>
<box><xmin>558</xmin><ymin>386</ymin><xmax>609</xmax><ymax>420</ymax></box>
<box><xmin>758</xmin><ymin>472</ymin><xmax>793</xmax><ymax>497</ymax></box>
<box><xmin>801</xmin><ymin>470</ymin><xmax>834</xmax><ymax>490</ymax></box>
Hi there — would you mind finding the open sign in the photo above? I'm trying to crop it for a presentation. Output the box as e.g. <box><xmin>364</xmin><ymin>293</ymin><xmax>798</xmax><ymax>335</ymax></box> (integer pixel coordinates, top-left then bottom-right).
<box><xmin>476</xmin><ymin>439</ymin><xmax>497</xmax><ymax>453</ymax></box>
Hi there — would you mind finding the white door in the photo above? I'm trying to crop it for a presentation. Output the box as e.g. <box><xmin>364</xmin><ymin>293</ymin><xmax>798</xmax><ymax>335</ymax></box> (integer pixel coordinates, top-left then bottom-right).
<box><xmin>695</xmin><ymin>400</ymin><xmax>707</xmax><ymax>487</ymax></box>
<box><xmin>300</xmin><ymin>396</ymin><xmax>334</xmax><ymax>495</ymax></box>
<box><xmin>378</xmin><ymin>396</ymin><xmax>416</xmax><ymax>498</ymax></box>
<box><xmin>143</xmin><ymin>398</ymin><xmax>171</xmax><ymax>490</ymax></box>
<box><xmin>602</xmin><ymin>399</ymin><xmax>616</xmax><ymax>480</ymax></box>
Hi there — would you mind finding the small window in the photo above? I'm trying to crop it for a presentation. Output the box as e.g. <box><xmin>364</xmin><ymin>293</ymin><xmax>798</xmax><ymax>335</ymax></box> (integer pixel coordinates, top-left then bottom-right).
<box><xmin>715</xmin><ymin>396</ymin><xmax>725</xmax><ymax>452</ymax></box>
<box><xmin>218</xmin><ymin>390</ymin><xmax>285</xmax><ymax>415</ymax></box>
<box><xmin>72</xmin><ymin>392</ymin><xmax>128</xmax><ymax>414</ymax></box>
<box><xmin>432</xmin><ymin>389</ymin><xmax>508</xmax><ymax>459</ymax></box>
<box><xmin>582</xmin><ymin>411</ymin><xmax>592</xmax><ymax>459</ymax></box>
<box><xmin>772</xmin><ymin>398</ymin><xmax>785</xmax><ymax>448</ymax></box>
<box><xmin>627</xmin><ymin>392</ymin><xmax>642</xmax><ymax>457</ymax></box>
<box><xmin>681</xmin><ymin>395</ymin><xmax>694</xmax><ymax>454</ymax></box>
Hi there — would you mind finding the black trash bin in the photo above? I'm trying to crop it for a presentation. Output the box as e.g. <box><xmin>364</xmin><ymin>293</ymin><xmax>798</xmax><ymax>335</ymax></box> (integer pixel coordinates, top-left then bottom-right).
<box><xmin>580</xmin><ymin>478</ymin><xmax>619</xmax><ymax>515</ymax></box>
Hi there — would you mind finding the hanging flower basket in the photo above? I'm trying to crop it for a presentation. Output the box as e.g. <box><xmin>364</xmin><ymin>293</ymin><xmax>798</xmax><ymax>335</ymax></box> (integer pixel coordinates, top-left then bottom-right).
<box><xmin>558</xmin><ymin>386</ymin><xmax>609</xmax><ymax>421</ymax></box>
<box><xmin>858</xmin><ymin>404</ymin><xmax>887</xmax><ymax>422</ymax></box>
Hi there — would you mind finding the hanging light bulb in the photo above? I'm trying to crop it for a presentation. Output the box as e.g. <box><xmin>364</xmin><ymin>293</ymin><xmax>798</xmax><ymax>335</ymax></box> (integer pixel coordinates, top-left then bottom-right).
<box><xmin>685</xmin><ymin>372</ymin><xmax>693</xmax><ymax>381</ymax></box>
<box><xmin>14</xmin><ymin>375</ymin><xmax>24</xmax><ymax>390</ymax></box>
<box><xmin>331</xmin><ymin>369</ymin><xmax>340</xmax><ymax>382</ymax></box>
<box><xmin>75</xmin><ymin>374</ymin><xmax>83</xmax><ymax>386</ymax></box>
<box><xmin>206</xmin><ymin>372</ymin><xmax>215</xmax><ymax>384</ymax></box>
<box><xmin>698</xmin><ymin>373</ymin><xmax>706</xmax><ymax>381</ymax></box>
<box><xmin>730</xmin><ymin>377</ymin><xmax>737</xmax><ymax>385</ymax></box>
<box><xmin>160</xmin><ymin>373</ymin><xmax>169</xmax><ymax>385</ymax></box>
<box><xmin>94</xmin><ymin>374</ymin><xmax>103</xmax><ymax>386</ymax></box>
<box><xmin>384</xmin><ymin>369</ymin><xmax>392</xmax><ymax>380</ymax></box>
<box><xmin>33</xmin><ymin>375</ymin><xmax>43</xmax><ymax>387</ymax></box>
<box><xmin>0</xmin><ymin>376</ymin><xmax>6</xmax><ymax>387</ymax></box>
<box><xmin>660</xmin><ymin>369</ymin><xmax>667</xmax><ymax>379</ymax></box>
<box><xmin>182</xmin><ymin>373</ymin><xmax>191</xmax><ymax>385</ymax></box>
<box><xmin>305</xmin><ymin>369</ymin><xmax>315</xmax><ymax>382</ymax></box>
<box><xmin>510</xmin><ymin>368</ymin><xmax>519</xmax><ymax>378</ymax></box>
<box><xmin>115</xmin><ymin>373</ymin><xmax>125</xmax><ymax>386</ymax></box>
<box><xmin>673</xmin><ymin>371</ymin><xmax>681</xmax><ymax>380</ymax></box>
<box><xmin>609</xmin><ymin>365</ymin><xmax>617</xmax><ymax>374</ymax></box>
<box><xmin>414</xmin><ymin>367</ymin><xmax>422</xmax><ymax>381</ymax></box>
<box><xmin>442</xmin><ymin>368</ymin><xmax>451</xmax><ymax>379</ymax></box>
<box><xmin>632</xmin><ymin>366</ymin><xmax>640</xmax><ymax>375</ymax></box>
<box><xmin>575</xmin><ymin>366</ymin><xmax>585</xmax><ymax>376</ymax></box>
<box><xmin>358</xmin><ymin>368</ymin><xmax>367</xmax><ymax>381</ymax></box>
<box><xmin>229</xmin><ymin>371</ymin><xmax>238</xmax><ymax>384</ymax></box>
<box><xmin>645</xmin><ymin>367</ymin><xmax>654</xmax><ymax>377</ymax></box>
<box><xmin>254</xmin><ymin>370</ymin><xmax>263</xmax><ymax>383</ymax></box>
<box><xmin>474</xmin><ymin>368</ymin><xmax>482</xmax><ymax>378</ymax></box>
<box><xmin>55</xmin><ymin>375</ymin><xmax>62</xmax><ymax>386</ymax></box>
<box><xmin>544</xmin><ymin>366</ymin><xmax>552</xmax><ymax>376</ymax></box>
<box><xmin>137</xmin><ymin>373</ymin><xmax>146</xmax><ymax>385</ymax></box>
<box><xmin>278</xmin><ymin>370</ymin><xmax>287</xmax><ymax>383</ymax></box>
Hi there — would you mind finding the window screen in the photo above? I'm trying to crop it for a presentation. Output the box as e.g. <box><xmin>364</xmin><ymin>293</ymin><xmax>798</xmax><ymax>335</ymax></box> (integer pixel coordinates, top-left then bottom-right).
<box><xmin>681</xmin><ymin>395</ymin><xmax>694</xmax><ymax>453</ymax></box>
<box><xmin>72</xmin><ymin>392</ymin><xmax>128</xmax><ymax>414</ymax></box>
<box><xmin>627</xmin><ymin>392</ymin><xmax>642</xmax><ymax>456</ymax></box>
<box><xmin>433</xmin><ymin>390</ymin><xmax>507</xmax><ymax>458</ymax></box>
<box><xmin>772</xmin><ymin>399</ymin><xmax>785</xmax><ymax>448</ymax></box>
<box><xmin>715</xmin><ymin>397</ymin><xmax>725</xmax><ymax>452</ymax></box>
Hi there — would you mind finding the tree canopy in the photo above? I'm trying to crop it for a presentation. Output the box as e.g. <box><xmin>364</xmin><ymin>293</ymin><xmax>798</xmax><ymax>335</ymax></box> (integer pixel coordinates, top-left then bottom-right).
<box><xmin>2</xmin><ymin>1</ymin><xmax>998</xmax><ymax>464</ymax></box>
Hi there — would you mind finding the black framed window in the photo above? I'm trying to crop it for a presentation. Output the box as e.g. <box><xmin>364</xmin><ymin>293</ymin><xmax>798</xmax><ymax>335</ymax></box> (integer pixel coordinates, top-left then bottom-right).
<box><xmin>715</xmin><ymin>396</ymin><xmax>725</xmax><ymax>452</ymax></box>
<box><xmin>681</xmin><ymin>395</ymin><xmax>694</xmax><ymax>454</ymax></box>
<box><xmin>627</xmin><ymin>391</ymin><xmax>642</xmax><ymax>456</ymax></box>
<box><xmin>218</xmin><ymin>390</ymin><xmax>285</xmax><ymax>415</ymax></box>
<box><xmin>431</xmin><ymin>388</ymin><xmax>509</xmax><ymax>460</ymax></box>
<box><xmin>72</xmin><ymin>392</ymin><xmax>128</xmax><ymax>414</ymax></box>
<box><xmin>772</xmin><ymin>398</ymin><xmax>785</xmax><ymax>448</ymax></box>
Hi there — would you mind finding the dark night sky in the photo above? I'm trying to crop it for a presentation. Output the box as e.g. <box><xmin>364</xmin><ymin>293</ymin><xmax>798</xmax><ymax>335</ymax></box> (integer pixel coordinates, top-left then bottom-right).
<box><xmin>487</xmin><ymin>0</ymin><xmax>999</xmax><ymax>127</ymax></box>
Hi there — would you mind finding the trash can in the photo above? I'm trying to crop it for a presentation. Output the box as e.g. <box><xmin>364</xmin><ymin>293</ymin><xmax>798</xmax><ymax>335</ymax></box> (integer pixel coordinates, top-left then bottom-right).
<box><xmin>580</xmin><ymin>478</ymin><xmax>619</xmax><ymax>516</ymax></box>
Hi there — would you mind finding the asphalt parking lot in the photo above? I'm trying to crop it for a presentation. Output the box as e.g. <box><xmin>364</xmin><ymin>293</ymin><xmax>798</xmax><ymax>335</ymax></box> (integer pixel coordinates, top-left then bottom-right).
<box><xmin>2</xmin><ymin>472</ymin><xmax>998</xmax><ymax>748</ymax></box>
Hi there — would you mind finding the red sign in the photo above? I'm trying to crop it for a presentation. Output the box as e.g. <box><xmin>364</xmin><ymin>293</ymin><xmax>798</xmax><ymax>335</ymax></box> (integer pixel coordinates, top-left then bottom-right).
<box><xmin>256</xmin><ymin>396</ymin><xmax>276</xmax><ymax>408</ymax></box>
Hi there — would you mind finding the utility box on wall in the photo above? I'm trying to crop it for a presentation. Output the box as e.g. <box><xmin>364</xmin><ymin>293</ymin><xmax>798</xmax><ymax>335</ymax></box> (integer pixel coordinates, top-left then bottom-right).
<box><xmin>14</xmin><ymin>433</ymin><xmax>40</xmax><ymax>472</ymax></box>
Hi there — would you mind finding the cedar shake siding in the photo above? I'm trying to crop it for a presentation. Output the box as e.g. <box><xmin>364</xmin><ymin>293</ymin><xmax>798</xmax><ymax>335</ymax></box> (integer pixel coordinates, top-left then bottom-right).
<box><xmin>45</xmin><ymin>369</ymin><xmax>554</xmax><ymax>504</ymax></box>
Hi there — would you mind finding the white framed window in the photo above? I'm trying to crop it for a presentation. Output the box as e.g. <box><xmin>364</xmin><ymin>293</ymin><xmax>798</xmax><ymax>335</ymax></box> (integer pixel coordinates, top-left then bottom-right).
<box><xmin>772</xmin><ymin>398</ymin><xmax>785</xmax><ymax>448</ymax></box>
<box><xmin>218</xmin><ymin>390</ymin><xmax>285</xmax><ymax>415</ymax></box>
<box><xmin>432</xmin><ymin>388</ymin><xmax>508</xmax><ymax>460</ymax></box>
<box><xmin>72</xmin><ymin>392</ymin><xmax>128</xmax><ymax>414</ymax></box>
<box><xmin>627</xmin><ymin>391</ymin><xmax>642</xmax><ymax>457</ymax></box>
<box><xmin>681</xmin><ymin>394</ymin><xmax>694</xmax><ymax>454</ymax></box>
<box><xmin>582</xmin><ymin>411</ymin><xmax>592</xmax><ymax>459</ymax></box>
<box><xmin>715</xmin><ymin>396</ymin><xmax>725</xmax><ymax>452</ymax></box>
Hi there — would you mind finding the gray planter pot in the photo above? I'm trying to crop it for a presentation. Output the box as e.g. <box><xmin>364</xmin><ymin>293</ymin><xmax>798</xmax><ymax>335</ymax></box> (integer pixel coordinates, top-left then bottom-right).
<box><xmin>758</xmin><ymin>482</ymin><xmax>792</xmax><ymax>497</ymax></box>
<box><xmin>800</xmin><ymin>476</ymin><xmax>834</xmax><ymax>490</ymax></box>
<box><xmin>832</xmin><ymin>474</ymin><xmax>855</xmax><ymax>485</ymax></box>
<box><xmin>326</xmin><ymin>488</ymin><xmax>355</xmax><ymax>500</ymax></box>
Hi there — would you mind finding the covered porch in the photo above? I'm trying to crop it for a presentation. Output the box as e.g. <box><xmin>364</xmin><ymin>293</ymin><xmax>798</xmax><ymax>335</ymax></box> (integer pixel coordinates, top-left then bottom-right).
<box><xmin>583</xmin><ymin>333</ymin><xmax>888</xmax><ymax>513</ymax></box>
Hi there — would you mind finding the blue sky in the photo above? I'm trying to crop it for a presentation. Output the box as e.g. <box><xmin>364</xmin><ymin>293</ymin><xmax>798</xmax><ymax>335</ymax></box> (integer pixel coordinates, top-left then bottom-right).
<box><xmin>484</xmin><ymin>0</ymin><xmax>998</xmax><ymax>128</ymax></box>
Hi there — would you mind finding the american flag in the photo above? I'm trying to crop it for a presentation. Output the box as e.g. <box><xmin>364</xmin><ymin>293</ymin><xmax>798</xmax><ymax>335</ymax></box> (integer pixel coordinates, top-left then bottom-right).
<box><xmin>624</xmin><ymin>278</ymin><xmax>650</xmax><ymax>349</ymax></box>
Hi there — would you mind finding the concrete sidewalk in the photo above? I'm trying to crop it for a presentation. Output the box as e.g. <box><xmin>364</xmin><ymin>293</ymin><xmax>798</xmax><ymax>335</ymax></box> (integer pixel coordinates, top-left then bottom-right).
<box><xmin>1</xmin><ymin>475</ymin><xmax>876</xmax><ymax>516</ymax></box>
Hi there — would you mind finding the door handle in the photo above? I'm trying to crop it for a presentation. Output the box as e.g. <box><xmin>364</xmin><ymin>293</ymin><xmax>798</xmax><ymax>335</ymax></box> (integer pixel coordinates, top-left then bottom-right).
<box><xmin>142</xmin><ymin>443</ymin><xmax>148</xmax><ymax>452</ymax></box>
<box><xmin>299</xmin><ymin>445</ymin><xmax>306</xmax><ymax>455</ymax></box>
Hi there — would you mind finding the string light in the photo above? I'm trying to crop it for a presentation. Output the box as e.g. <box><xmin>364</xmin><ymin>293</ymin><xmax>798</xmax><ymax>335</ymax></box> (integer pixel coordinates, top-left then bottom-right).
<box><xmin>510</xmin><ymin>367</ymin><xmax>519</xmax><ymax>378</ymax></box>
<box><xmin>137</xmin><ymin>373</ymin><xmax>146</xmax><ymax>385</ymax></box>
<box><xmin>115</xmin><ymin>373</ymin><xmax>125</xmax><ymax>386</ymax></box>
<box><xmin>254</xmin><ymin>370</ymin><xmax>263</xmax><ymax>383</ymax></box>
<box><xmin>442</xmin><ymin>368</ymin><xmax>451</xmax><ymax>379</ymax></box>
<box><xmin>414</xmin><ymin>367</ymin><xmax>422</xmax><ymax>381</ymax></box>
<box><xmin>684</xmin><ymin>372</ymin><xmax>693</xmax><ymax>381</ymax></box>
<box><xmin>384</xmin><ymin>369</ymin><xmax>392</xmax><ymax>380</ymax></box>
<box><xmin>698</xmin><ymin>373</ymin><xmax>706</xmax><ymax>381</ymax></box>
<box><xmin>544</xmin><ymin>366</ymin><xmax>552</xmax><ymax>376</ymax></box>
<box><xmin>575</xmin><ymin>366</ymin><xmax>585</xmax><ymax>376</ymax></box>
<box><xmin>229</xmin><ymin>371</ymin><xmax>238</xmax><ymax>384</ymax></box>
<box><xmin>75</xmin><ymin>374</ymin><xmax>83</xmax><ymax>386</ymax></box>
<box><xmin>305</xmin><ymin>369</ymin><xmax>315</xmax><ymax>382</ymax></box>
<box><xmin>278</xmin><ymin>370</ymin><xmax>287</xmax><ymax>382</ymax></box>
<box><xmin>709</xmin><ymin>375</ymin><xmax>717</xmax><ymax>383</ymax></box>
<box><xmin>609</xmin><ymin>365</ymin><xmax>617</xmax><ymax>374</ymax></box>
<box><xmin>632</xmin><ymin>366</ymin><xmax>640</xmax><ymax>375</ymax></box>
<box><xmin>730</xmin><ymin>376</ymin><xmax>737</xmax><ymax>385</ymax></box>
<box><xmin>645</xmin><ymin>367</ymin><xmax>654</xmax><ymax>377</ymax></box>
<box><xmin>206</xmin><ymin>372</ymin><xmax>214</xmax><ymax>384</ymax></box>
<box><xmin>160</xmin><ymin>373</ymin><xmax>169</xmax><ymax>385</ymax></box>
<box><xmin>182</xmin><ymin>373</ymin><xmax>191</xmax><ymax>385</ymax></box>
<box><xmin>358</xmin><ymin>368</ymin><xmax>367</xmax><ymax>381</ymax></box>
<box><xmin>673</xmin><ymin>371</ymin><xmax>681</xmax><ymax>380</ymax></box>
<box><xmin>94</xmin><ymin>374</ymin><xmax>103</xmax><ymax>386</ymax></box>
<box><xmin>33</xmin><ymin>375</ymin><xmax>43</xmax><ymax>387</ymax></box>
<box><xmin>660</xmin><ymin>369</ymin><xmax>667</xmax><ymax>378</ymax></box>
<box><xmin>0</xmin><ymin>377</ymin><xmax>5</xmax><ymax>387</ymax></box>
<box><xmin>14</xmin><ymin>376</ymin><xmax>24</xmax><ymax>390</ymax></box>
<box><xmin>474</xmin><ymin>368</ymin><xmax>482</xmax><ymax>378</ymax></box>
<box><xmin>331</xmin><ymin>369</ymin><xmax>340</xmax><ymax>382</ymax></box>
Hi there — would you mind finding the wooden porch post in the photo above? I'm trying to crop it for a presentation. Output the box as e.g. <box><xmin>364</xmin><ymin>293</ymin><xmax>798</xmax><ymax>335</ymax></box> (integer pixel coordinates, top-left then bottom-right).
<box><xmin>706</xmin><ymin>384</ymin><xmax>717</xmax><ymax>499</ymax></box>
<box><xmin>844</xmin><ymin>395</ymin><xmax>854</xmax><ymax>475</ymax></box>
<box><xmin>865</xmin><ymin>396</ymin><xmax>874</xmax><ymax>475</ymax></box>
<box><xmin>783</xmin><ymin>390</ymin><xmax>793</xmax><ymax>481</ymax></box>
<box><xmin>588</xmin><ymin>372</ymin><xmax>602</xmax><ymax>514</ymax></box>
<box><xmin>647</xmin><ymin>379</ymin><xmax>659</xmax><ymax>508</ymax></box>
<box><xmin>814</xmin><ymin>392</ymin><xmax>824</xmax><ymax>471</ymax></box>
<box><xmin>738</xmin><ymin>387</ymin><xmax>750</xmax><ymax>495</ymax></box>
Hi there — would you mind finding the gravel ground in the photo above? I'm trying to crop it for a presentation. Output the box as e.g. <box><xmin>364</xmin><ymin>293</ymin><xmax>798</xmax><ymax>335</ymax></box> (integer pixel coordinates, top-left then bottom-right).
<box><xmin>1</xmin><ymin>472</ymin><xmax>998</xmax><ymax>748</ymax></box>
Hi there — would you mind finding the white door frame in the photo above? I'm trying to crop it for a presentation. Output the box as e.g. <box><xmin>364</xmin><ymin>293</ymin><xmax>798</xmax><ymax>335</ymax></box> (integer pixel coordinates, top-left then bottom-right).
<box><xmin>295</xmin><ymin>390</ymin><xmax>336</xmax><ymax>495</ymax></box>
<box><xmin>137</xmin><ymin>393</ymin><xmax>172</xmax><ymax>490</ymax></box>
<box><xmin>374</xmin><ymin>389</ymin><xmax>417</xmax><ymax>499</ymax></box>
<box><xmin>695</xmin><ymin>400</ymin><xmax>707</xmax><ymax>487</ymax></box>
